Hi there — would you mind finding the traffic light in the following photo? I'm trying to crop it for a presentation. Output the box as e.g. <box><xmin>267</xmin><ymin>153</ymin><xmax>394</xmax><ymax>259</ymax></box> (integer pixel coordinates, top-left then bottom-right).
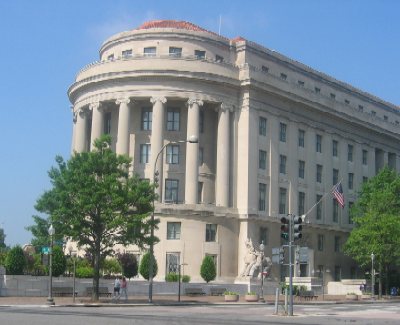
<box><xmin>281</xmin><ymin>215</ymin><xmax>290</xmax><ymax>241</ymax></box>
<box><xmin>293</xmin><ymin>215</ymin><xmax>303</xmax><ymax>240</ymax></box>
<box><xmin>279</xmin><ymin>247</ymin><xmax>285</xmax><ymax>264</ymax></box>
<box><xmin>153</xmin><ymin>170</ymin><xmax>159</xmax><ymax>187</ymax></box>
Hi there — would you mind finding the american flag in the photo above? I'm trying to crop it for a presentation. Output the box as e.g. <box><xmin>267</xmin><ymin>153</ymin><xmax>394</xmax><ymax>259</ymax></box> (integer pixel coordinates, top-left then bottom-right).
<box><xmin>332</xmin><ymin>182</ymin><xmax>345</xmax><ymax>208</ymax></box>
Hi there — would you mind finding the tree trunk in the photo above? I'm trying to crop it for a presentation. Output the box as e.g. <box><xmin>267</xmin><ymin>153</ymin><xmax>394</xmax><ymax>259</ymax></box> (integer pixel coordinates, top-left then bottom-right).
<box><xmin>378</xmin><ymin>263</ymin><xmax>382</xmax><ymax>299</ymax></box>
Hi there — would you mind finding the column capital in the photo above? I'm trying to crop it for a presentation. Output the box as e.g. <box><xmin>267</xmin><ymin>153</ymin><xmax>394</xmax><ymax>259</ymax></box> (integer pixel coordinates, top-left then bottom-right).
<box><xmin>88</xmin><ymin>102</ymin><xmax>102</xmax><ymax>111</ymax></box>
<box><xmin>115</xmin><ymin>97</ymin><xmax>131</xmax><ymax>105</ymax></box>
<box><xmin>217</xmin><ymin>103</ymin><xmax>235</xmax><ymax>113</ymax></box>
<box><xmin>150</xmin><ymin>96</ymin><xmax>167</xmax><ymax>105</ymax></box>
<box><xmin>187</xmin><ymin>98</ymin><xmax>204</xmax><ymax>107</ymax></box>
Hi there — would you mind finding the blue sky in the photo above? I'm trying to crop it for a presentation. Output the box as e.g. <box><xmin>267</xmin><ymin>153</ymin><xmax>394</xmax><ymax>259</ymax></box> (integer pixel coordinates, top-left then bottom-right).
<box><xmin>0</xmin><ymin>0</ymin><xmax>399</xmax><ymax>247</ymax></box>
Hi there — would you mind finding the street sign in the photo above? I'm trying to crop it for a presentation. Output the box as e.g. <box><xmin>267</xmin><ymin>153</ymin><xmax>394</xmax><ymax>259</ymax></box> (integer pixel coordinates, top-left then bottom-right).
<box><xmin>41</xmin><ymin>246</ymin><xmax>51</xmax><ymax>254</ymax></box>
<box><xmin>298</xmin><ymin>247</ymin><xmax>309</xmax><ymax>263</ymax></box>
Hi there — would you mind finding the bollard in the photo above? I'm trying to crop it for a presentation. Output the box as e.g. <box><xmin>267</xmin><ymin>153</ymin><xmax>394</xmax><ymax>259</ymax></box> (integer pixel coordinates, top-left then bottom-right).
<box><xmin>274</xmin><ymin>288</ymin><xmax>279</xmax><ymax>314</ymax></box>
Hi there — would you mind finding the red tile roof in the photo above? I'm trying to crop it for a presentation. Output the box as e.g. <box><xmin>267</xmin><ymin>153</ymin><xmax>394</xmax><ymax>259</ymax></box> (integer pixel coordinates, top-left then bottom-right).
<box><xmin>137</xmin><ymin>20</ymin><xmax>211</xmax><ymax>33</ymax></box>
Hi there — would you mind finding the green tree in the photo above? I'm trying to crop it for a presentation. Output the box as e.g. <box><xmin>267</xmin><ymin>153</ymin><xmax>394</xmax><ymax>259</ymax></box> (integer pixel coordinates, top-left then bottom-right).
<box><xmin>0</xmin><ymin>227</ymin><xmax>6</xmax><ymax>251</ymax></box>
<box><xmin>200</xmin><ymin>255</ymin><xmax>216</xmax><ymax>283</ymax></box>
<box><xmin>344</xmin><ymin>167</ymin><xmax>400</xmax><ymax>297</ymax></box>
<box><xmin>118</xmin><ymin>253</ymin><xmax>138</xmax><ymax>279</ymax></box>
<box><xmin>5</xmin><ymin>245</ymin><xmax>26</xmax><ymax>275</ymax></box>
<box><xmin>139</xmin><ymin>252</ymin><xmax>158</xmax><ymax>280</ymax></box>
<box><xmin>34</xmin><ymin>135</ymin><xmax>156</xmax><ymax>300</ymax></box>
<box><xmin>101</xmin><ymin>257</ymin><xmax>122</xmax><ymax>276</ymax></box>
<box><xmin>52</xmin><ymin>246</ymin><xmax>67</xmax><ymax>277</ymax></box>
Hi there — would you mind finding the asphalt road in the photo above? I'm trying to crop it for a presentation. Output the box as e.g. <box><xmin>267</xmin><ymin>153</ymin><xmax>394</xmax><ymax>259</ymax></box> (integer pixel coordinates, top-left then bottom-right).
<box><xmin>0</xmin><ymin>303</ymin><xmax>399</xmax><ymax>324</ymax></box>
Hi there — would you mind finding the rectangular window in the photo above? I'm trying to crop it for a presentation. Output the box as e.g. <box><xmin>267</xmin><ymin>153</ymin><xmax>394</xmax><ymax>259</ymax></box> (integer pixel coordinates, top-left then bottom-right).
<box><xmin>298</xmin><ymin>80</ymin><xmax>304</xmax><ymax>86</ymax></box>
<box><xmin>279</xmin><ymin>155</ymin><xmax>287</xmax><ymax>174</ymax></box>
<box><xmin>316</xmin><ymin>134</ymin><xmax>322</xmax><ymax>153</ymax></box>
<box><xmin>298</xmin><ymin>192</ymin><xmax>305</xmax><ymax>216</ymax></box>
<box><xmin>261</xmin><ymin>65</ymin><xmax>269</xmax><ymax>73</ymax></box>
<box><xmin>122</xmin><ymin>49</ymin><xmax>132</xmax><ymax>58</ymax></box>
<box><xmin>166</xmin><ymin>145</ymin><xmax>180</xmax><ymax>164</ymax></box>
<box><xmin>332</xmin><ymin>140</ymin><xmax>338</xmax><ymax>157</ymax></box>
<box><xmin>316</xmin><ymin>164</ymin><xmax>323</xmax><ymax>183</ymax></box>
<box><xmin>333</xmin><ymin>169</ymin><xmax>339</xmax><ymax>185</ymax></box>
<box><xmin>318</xmin><ymin>234</ymin><xmax>324</xmax><ymax>251</ymax></box>
<box><xmin>371</xmin><ymin>110</ymin><xmax>376</xmax><ymax>116</ymax></box>
<box><xmin>333</xmin><ymin>199</ymin><xmax>339</xmax><ymax>222</ymax></box>
<box><xmin>194</xmin><ymin>50</ymin><xmax>206</xmax><ymax>59</ymax></box>
<box><xmin>215</xmin><ymin>54</ymin><xmax>224</xmax><ymax>62</ymax></box>
<box><xmin>334</xmin><ymin>265</ymin><xmax>341</xmax><ymax>281</ymax></box>
<box><xmin>363</xmin><ymin>176</ymin><xmax>368</xmax><ymax>183</ymax></box>
<box><xmin>140</xmin><ymin>144</ymin><xmax>151</xmax><ymax>163</ymax></box>
<box><xmin>259</xmin><ymin>183</ymin><xmax>267</xmax><ymax>211</ymax></box>
<box><xmin>279</xmin><ymin>188</ymin><xmax>287</xmax><ymax>214</ymax></box>
<box><xmin>141</xmin><ymin>108</ymin><xmax>152</xmax><ymax>130</ymax></box>
<box><xmin>205</xmin><ymin>224</ymin><xmax>217</xmax><ymax>242</ymax></box>
<box><xmin>165</xmin><ymin>179</ymin><xmax>179</xmax><ymax>203</ymax></box>
<box><xmin>362</xmin><ymin>150</ymin><xmax>368</xmax><ymax>165</ymax></box>
<box><xmin>259</xmin><ymin>150</ymin><xmax>267</xmax><ymax>170</ymax></box>
<box><xmin>349</xmin><ymin>201</ymin><xmax>354</xmax><ymax>224</ymax></box>
<box><xmin>316</xmin><ymin>195</ymin><xmax>323</xmax><ymax>220</ymax></box>
<box><xmin>199</xmin><ymin>147</ymin><xmax>204</xmax><ymax>165</ymax></box>
<box><xmin>279</xmin><ymin>123</ymin><xmax>287</xmax><ymax>142</ymax></box>
<box><xmin>259</xmin><ymin>227</ymin><xmax>268</xmax><ymax>245</ymax></box>
<box><xmin>104</xmin><ymin>112</ymin><xmax>112</xmax><ymax>134</ymax></box>
<box><xmin>334</xmin><ymin>236</ymin><xmax>341</xmax><ymax>252</ymax></box>
<box><xmin>199</xmin><ymin>110</ymin><xmax>204</xmax><ymax>133</ymax></box>
<box><xmin>166</xmin><ymin>252</ymin><xmax>180</xmax><ymax>273</ymax></box>
<box><xmin>345</xmin><ymin>99</ymin><xmax>350</xmax><ymax>105</ymax></box>
<box><xmin>330</xmin><ymin>93</ymin><xmax>336</xmax><ymax>99</ymax></box>
<box><xmin>167</xmin><ymin>109</ymin><xmax>180</xmax><ymax>131</ymax></box>
<box><xmin>144</xmin><ymin>47</ymin><xmax>156</xmax><ymax>56</ymax></box>
<box><xmin>259</xmin><ymin>117</ymin><xmax>267</xmax><ymax>136</ymax></box>
<box><xmin>299</xmin><ymin>160</ymin><xmax>305</xmax><ymax>179</ymax></box>
<box><xmin>107</xmin><ymin>54</ymin><xmax>114</xmax><ymax>61</ymax></box>
<box><xmin>169</xmin><ymin>47</ymin><xmax>182</xmax><ymax>57</ymax></box>
<box><xmin>384</xmin><ymin>115</ymin><xmax>388</xmax><ymax>121</ymax></box>
<box><xmin>167</xmin><ymin>222</ymin><xmax>181</xmax><ymax>240</ymax></box>
<box><xmin>298</xmin><ymin>129</ymin><xmax>305</xmax><ymax>147</ymax></box>
<box><xmin>348</xmin><ymin>144</ymin><xmax>353</xmax><ymax>162</ymax></box>
<box><xmin>280</xmin><ymin>73</ymin><xmax>287</xmax><ymax>80</ymax></box>
<box><xmin>348</xmin><ymin>173</ymin><xmax>354</xmax><ymax>190</ymax></box>
<box><xmin>358</xmin><ymin>105</ymin><xmax>364</xmax><ymax>112</ymax></box>
<box><xmin>315</xmin><ymin>87</ymin><xmax>321</xmax><ymax>93</ymax></box>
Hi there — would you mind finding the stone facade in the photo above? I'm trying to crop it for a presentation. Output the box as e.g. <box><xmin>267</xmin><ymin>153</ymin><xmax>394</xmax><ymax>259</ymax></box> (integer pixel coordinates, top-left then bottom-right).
<box><xmin>68</xmin><ymin>20</ymin><xmax>400</xmax><ymax>283</ymax></box>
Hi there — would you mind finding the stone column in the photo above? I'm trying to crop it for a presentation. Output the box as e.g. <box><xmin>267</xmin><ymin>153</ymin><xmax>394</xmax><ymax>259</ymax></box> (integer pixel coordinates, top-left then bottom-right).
<box><xmin>116</xmin><ymin>98</ymin><xmax>131</xmax><ymax>155</ymax></box>
<box><xmin>216</xmin><ymin>103</ymin><xmax>230</xmax><ymax>207</ymax></box>
<box><xmin>150</xmin><ymin>96</ymin><xmax>167</xmax><ymax>202</ymax></box>
<box><xmin>185</xmin><ymin>98</ymin><xmax>203</xmax><ymax>204</ymax></box>
<box><xmin>89</xmin><ymin>102</ymin><xmax>103</xmax><ymax>151</ymax></box>
<box><xmin>74</xmin><ymin>107</ymin><xmax>87</xmax><ymax>153</ymax></box>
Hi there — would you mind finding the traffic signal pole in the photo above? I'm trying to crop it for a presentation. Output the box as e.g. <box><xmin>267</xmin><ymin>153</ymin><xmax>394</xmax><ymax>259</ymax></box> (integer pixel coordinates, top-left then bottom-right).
<box><xmin>288</xmin><ymin>214</ymin><xmax>294</xmax><ymax>316</ymax></box>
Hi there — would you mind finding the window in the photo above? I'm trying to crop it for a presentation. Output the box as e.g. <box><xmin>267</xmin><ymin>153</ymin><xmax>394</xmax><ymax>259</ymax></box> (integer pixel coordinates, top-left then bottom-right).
<box><xmin>165</xmin><ymin>179</ymin><xmax>179</xmax><ymax>203</ymax></box>
<box><xmin>363</xmin><ymin>176</ymin><xmax>368</xmax><ymax>183</ymax></box>
<box><xmin>348</xmin><ymin>201</ymin><xmax>354</xmax><ymax>224</ymax></box>
<box><xmin>298</xmin><ymin>192</ymin><xmax>305</xmax><ymax>215</ymax></box>
<box><xmin>199</xmin><ymin>110</ymin><xmax>204</xmax><ymax>133</ymax></box>
<box><xmin>348</xmin><ymin>173</ymin><xmax>354</xmax><ymax>190</ymax></box>
<box><xmin>318</xmin><ymin>234</ymin><xmax>324</xmax><ymax>251</ymax></box>
<box><xmin>332</xmin><ymin>140</ymin><xmax>338</xmax><ymax>157</ymax></box>
<box><xmin>315</xmin><ymin>87</ymin><xmax>321</xmax><ymax>93</ymax></box>
<box><xmin>198</xmin><ymin>182</ymin><xmax>203</xmax><ymax>204</ymax></box>
<box><xmin>358</xmin><ymin>105</ymin><xmax>364</xmax><ymax>112</ymax></box>
<box><xmin>107</xmin><ymin>54</ymin><xmax>114</xmax><ymax>60</ymax></box>
<box><xmin>169</xmin><ymin>47</ymin><xmax>182</xmax><ymax>57</ymax></box>
<box><xmin>141</xmin><ymin>108</ymin><xmax>152</xmax><ymax>130</ymax></box>
<box><xmin>316</xmin><ymin>164</ymin><xmax>323</xmax><ymax>183</ymax></box>
<box><xmin>362</xmin><ymin>150</ymin><xmax>368</xmax><ymax>165</ymax></box>
<box><xmin>122</xmin><ymin>49</ymin><xmax>132</xmax><ymax>58</ymax></box>
<box><xmin>316</xmin><ymin>195</ymin><xmax>323</xmax><ymax>220</ymax></box>
<box><xmin>166</xmin><ymin>145</ymin><xmax>180</xmax><ymax>164</ymax></box>
<box><xmin>333</xmin><ymin>199</ymin><xmax>339</xmax><ymax>222</ymax></box>
<box><xmin>298</xmin><ymin>80</ymin><xmax>304</xmax><ymax>86</ymax></box>
<box><xmin>279</xmin><ymin>123</ymin><xmax>287</xmax><ymax>142</ymax></box>
<box><xmin>279</xmin><ymin>188</ymin><xmax>287</xmax><ymax>214</ymax></box>
<box><xmin>334</xmin><ymin>236</ymin><xmax>341</xmax><ymax>252</ymax></box>
<box><xmin>259</xmin><ymin>150</ymin><xmax>267</xmax><ymax>170</ymax></box>
<box><xmin>144</xmin><ymin>47</ymin><xmax>156</xmax><ymax>56</ymax></box>
<box><xmin>261</xmin><ymin>65</ymin><xmax>269</xmax><ymax>73</ymax></box>
<box><xmin>333</xmin><ymin>169</ymin><xmax>339</xmax><ymax>185</ymax></box>
<box><xmin>334</xmin><ymin>265</ymin><xmax>341</xmax><ymax>281</ymax></box>
<box><xmin>199</xmin><ymin>147</ymin><xmax>204</xmax><ymax>165</ymax></box>
<box><xmin>344</xmin><ymin>99</ymin><xmax>350</xmax><ymax>105</ymax></box>
<box><xmin>259</xmin><ymin>227</ymin><xmax>268</xmax><ymax>245</ymax></box>
<box><xmin>205</xmin><ymin>224</ymin><xmax>217</xmax><ymax>242</ymax></box>
<box><xmin>167</xmin><ymin>109</ymin><xmax>180</xmax><ymax>131</ymax></box>
<box><xmin>371</xmin><ymin>110</ymin><xmax>376</xmax><ymax>116</ymax></box>
<box><xmin>167</xmin><ymin>222</ymin><xmax>181</xmax><ymax>240</ymax></box>
<box><xmin>215</xmin><ymin>54</ymin><xmax>224</xmax><ymax>62</ymax></box>
<box><xmin>299</xmin><ymin>160</ymin><xmax>305</xmax><ymax>179</ymax></box>
<box><xmin>384</xmin><ymin>115</ymin><xmax>388</xmax><ymax>121</ymax></box>
<box><xmin>140</xmin><ymin>144</ymin><xmax>151</xmax><ymax>164</ymax></box>
<box><xmin>259</xmin><ymin>183</ymin><xmax>267</xmax><ymax>211</ymax></box>
<box><xmin>259</xmin><ymin>117</ymin><xmax>267</xmax><ymax>136</ymax></box>
<box><xmin>279</xmin><ymin>155</ymin><xmax>287</xmax><ymax>174</ymax></box>
<box><xmin>298</xmin><ymin>129</ymin><xmax>305</xmax><ymax>147</ymax></box>
<box><xmin>104</xmin><ymin>112</ymin><xmax>112</xmax><ymax>134</ymax></box>
<box><xmin>194</xmin><ymin>50</ymin><xmax>206</xmax><ymax>59</ymax></box>
<box><xmin>280</xmin><ymin>73</ymin><xmax>287</xmax><ymax>80</ymax></box>
<box><xmin>316</xmin><ymin>134</ymin><xmax>322</xmax><ymax>153</ymax></box>
<box><xmin>166</xmin><ymin>252</ymin><xmax>180</xmax><ymax>273</ymax></box>
<box><xmin>348</xmin><ymin>144</ymin><xmax>353</xmax><ymax>162</ymax></box>
<box><xmin>330</xmin><ymin>93</ymin><xmax>336</xmax><ymax>99</ymax></box>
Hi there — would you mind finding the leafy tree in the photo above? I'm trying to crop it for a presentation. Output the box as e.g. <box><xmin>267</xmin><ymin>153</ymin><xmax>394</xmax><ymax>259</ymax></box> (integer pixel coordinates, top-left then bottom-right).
<box><xmin>101</xmin><ymin>257</ymin><xmax>122</xmax><ymax>276</ymax></box>
<box><xmin>139</xmin><ymin>252</ymin><xmax>158</xmax><ymax>280</ymax></box>
<box><xmin>5</xmin><ymin>245</ymin><xmax>26</xmax><ymax>275</ymax></box>
<box><xmin>344</xmin><ymin>167</ymin><xmax>400</xmax><ymax>297</ymax></box>
<box><xmin>118</xmin><ymin>253</ymin><xmax>138</xmax><ymax>279</ymax></box>
<box><xmin>34</xmin><ymin>135</ymin><xmax>156</xmax><ymax>300</ymax></box>
<box><xmin>200</xmin><ymin>255</ymin><xmax>216</xmax><ymax>283</ymax></box>
<box><xmin>0</xmin><ymin>227</ymin><xmax>6</xmax><ymax>251</ymax></box>
<box><xmin>52</xmin><ymin>246</ymin><xmax>67</xmax><ymax>277</ymax></box>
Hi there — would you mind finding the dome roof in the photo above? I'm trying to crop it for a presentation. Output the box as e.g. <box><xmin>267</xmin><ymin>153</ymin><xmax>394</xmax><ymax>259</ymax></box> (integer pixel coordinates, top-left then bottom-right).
<box><xmin>136</xmin><ymin>20</ymin><xmax>211</xmax><ymax>33</ymax></box>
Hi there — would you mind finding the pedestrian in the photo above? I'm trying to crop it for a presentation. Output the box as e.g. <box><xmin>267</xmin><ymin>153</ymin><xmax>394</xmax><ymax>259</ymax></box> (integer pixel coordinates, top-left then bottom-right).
<box><xmin>120</xmin><ymin>276</ymin><xmax>128</xmax><ymax>301</ymax></box>
<box><xmin>113</xmin><ymin>276</ymin><xmax>121</xmax><ymax>301</ymax></box>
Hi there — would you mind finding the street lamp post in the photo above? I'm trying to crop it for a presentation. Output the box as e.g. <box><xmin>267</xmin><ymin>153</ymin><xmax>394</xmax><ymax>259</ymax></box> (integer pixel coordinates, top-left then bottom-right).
<box><xmin>259</xmin><ymin>242</ymin><xmax>265</xmax><ymax>303</ymax></box>
<box><xmin>47</xmin><ymin>224</ymin><xmax>55</xmax><ymax>305</ymax></box>
<box><xmin>148</xmin><ymin>135</ymin><xmax>198</xmax><ymax>303</ymax></box>
<box><xmin>371</xmin><ymin>252</ymin><xmax>375</xmax><ymax>299</ymax></box>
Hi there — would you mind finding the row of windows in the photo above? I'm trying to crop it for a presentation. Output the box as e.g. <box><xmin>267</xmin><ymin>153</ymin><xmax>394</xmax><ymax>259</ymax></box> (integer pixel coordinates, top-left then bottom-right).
<box><xmin>317</xmin><ymin>234</ymin><xmax>342</xmax><ymax>253</ymax></box>
<box><xmin>167</xmin><ymin>222</ymin><xmax>217</xmax><ymax>242</ymax></box>
<box><xmin>139</xmin><ymin>144</ymin><xmax>205</xmax><ymax>166</ymax></box>
<box><xmin>107</xmin><ymin>47</ymin><xmax>224</xmax><ymax>62</ymax></box>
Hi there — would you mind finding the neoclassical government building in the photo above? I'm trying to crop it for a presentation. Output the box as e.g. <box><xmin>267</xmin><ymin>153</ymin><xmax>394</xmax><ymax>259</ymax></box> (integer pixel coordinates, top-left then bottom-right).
<box><xmin>68</xmin><ymin>20</ymin><xmax>400</xmax><ymax>283</ymax></box>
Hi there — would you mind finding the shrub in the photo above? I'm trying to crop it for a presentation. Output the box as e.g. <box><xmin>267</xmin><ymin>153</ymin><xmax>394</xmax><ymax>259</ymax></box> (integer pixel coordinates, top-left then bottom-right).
<box><xmin>118</xmin><ymin>253</ymin><xmax>138</xmax><ymax>279</ymax></box>
<box><xmin>182</xmin><ymin>275</ymin><xmax>191</xmax><ymax>283</ymax></box>
<box><xmin>200</xmin><ymin>256</ymin><xmax>216</xmax><ymax>283</ymax></box>
<box><xmin>76</xmin><ymin>266</ymin><xmax>94</xmax><ymax>278</ymax></box>
<box><xmin>139</xmin><ymin>252</ymin><xmax>158</xmax><ymax>280</ymax></box>
<box><xmin>165</xmin><ymin>272</ymin><xmax>179</xmax><ymax>282</ymax></box>
<box><xmin>52</xmin><ymin>246</ymin><xmax>67</xmax><ymax>277</ymax></box>
<box><xmin>5</xmin><ymin>246</ymin><xmax>26</xmax><ymax>275</ymax></box>
<box><xmin>223</xmin><ymin>291</ymin><xmax>238</xmax><ymax>295</ymax></box>
<box><xmin>101</xmin><ymin>257</ymin><xmax>122</xmax><ymax>276</ymax></box>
